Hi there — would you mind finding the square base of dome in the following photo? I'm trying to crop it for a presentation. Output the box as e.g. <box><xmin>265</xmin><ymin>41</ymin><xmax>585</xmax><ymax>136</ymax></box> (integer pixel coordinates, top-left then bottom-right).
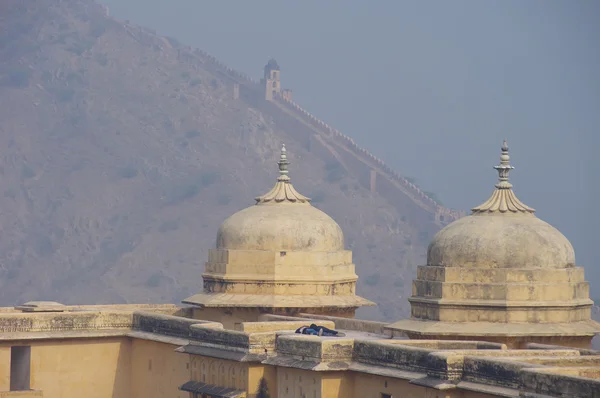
<box><xmin>408</xmin><ymin>296</ymin><xmax>594</xmax><ymax>323</ymax></box>
<box><xmin>181</xmin><ymin>294</ymin><xmax>374</xmax><ymax>329</ymax></box>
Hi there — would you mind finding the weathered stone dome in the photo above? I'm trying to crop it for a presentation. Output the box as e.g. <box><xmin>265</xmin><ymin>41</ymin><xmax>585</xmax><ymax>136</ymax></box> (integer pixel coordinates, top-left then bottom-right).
<box><xmin>216</xmin><ymin>144</ymin><xmax>344</xmax><ymax>252</ymax></box>
<box><xmin>387</xmin><ymin>141</ymin><xmax>599</xmax><ymax>347</ymax></box>
<box><xmin>184</xmin><ymin>144</ymin><xmax>374</xmax><ymax>317</ymax></box>
<box><xmin>217</xmin><ymin>204</ymin><xmax>344</xmax><ymax>252</ymax></box>
<box><xmin>427</xmin><ymin>214</ymin><xmax>575</xmax><ymax>269</ymax></box>
<box><xmin>427</xmin><ymin>141</ymin><xmax>575</xmax><ymax>269</ymax></box>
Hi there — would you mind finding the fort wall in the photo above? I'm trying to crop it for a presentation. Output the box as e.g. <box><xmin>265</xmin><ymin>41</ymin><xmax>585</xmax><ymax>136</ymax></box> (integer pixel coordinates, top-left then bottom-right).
<box><xmin>1</xmin><ymin>304</ymin><xmax>599</xmax><ymax>397</ymax></box>
<box><xmin>272</xmin><ymin>94</ymin><xmax>466</xmax><ymax>223</ymax></box>
<box><xmin>131</xmin><ymin>339</ymin><xmax>189</xmax><ymax>398</ymax></box>
<box><xmin>121</xmin><ymin>20</ymin><xmax>466</xmax><ymax>228</ymax></box>
<box><xmin>0</xmin><ymin>337</ymin><xmax>132</xmax><ymax>398</ymax></box>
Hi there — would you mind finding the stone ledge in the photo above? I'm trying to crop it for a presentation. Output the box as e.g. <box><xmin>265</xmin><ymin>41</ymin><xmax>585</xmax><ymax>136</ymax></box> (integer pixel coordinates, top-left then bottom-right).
<box><xmin>348</xmin><ymin>361</ymin><xmax>425</xmax><ymax>380</ymax></box>
<box><xmin>456</xmin><ymin>381</ymin><xmax>519</xmax><ymax>397</ymax></box>
<box><xmin>15</xmin><ymin>301</ymin><xmax>66</xmax><ymax>313</ymax></box>
<box><xmin>296</xmin><ymin>313</ymin><xmax>391</xmax><ymax>336</ymax></box>
<box><xmin>0</xmin><ymin>329</ymin><xmax>127</xmax><ymax>341</ymax></box>
<box><xmin>520</xmin><ymin>367</ymin><xmax>600</xmax><ymax>398</ymax></box>
<box><xmin>182</xmin><ymin>293</ymin><xmax>375</xmax><ymax>308</ymax></box>
<box><xmin>262</xmin><ymin>355</ymin><xmax>350</xmax><ymax>371</ymax></box>
<box><xmin>409</xmin><ymin>376</ymin><xmax>457</xmax><ymax>390</ymax></box>
<box><xmin>408</xmin><ymin>296</ymin><xmax>594</xmax><ymax>308</ymax></box>
<box><xmin>0</xmin><ymin>391</ymin><xmax>43</xmax><ymax>397</ymax></box>
<box><xmin>236</xmin><ymin>320</ymin><xmax>335</xmax><ymax>333</ymax></box>
<box><xmin>274</xmin><ymin>334</ymin><xmax>354</xmax><ymax>363</ymax></box>
<box><xmin>126</xmin><ymin>331</ymin><xmax>190</xmax><ymax>346</ymax></box>
<box><xmin>175</xmin><ymin>344</ymin><xmax>266</xmax><ymax>363</ymax></box>
<box><xmin>386</xmin><ymin>319</ymin><xmax>600</xmax><ymax>337</ymax></box>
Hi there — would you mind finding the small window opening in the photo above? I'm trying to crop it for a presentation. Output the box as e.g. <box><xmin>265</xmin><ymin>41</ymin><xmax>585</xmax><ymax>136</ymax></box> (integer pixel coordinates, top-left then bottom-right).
<box><xmin>381</xmin><ymin>393</ymin><xmax>392</xmax><ymax>398</ymax></box>
<box><xmin>10</xmin><ymin>346</ymin><xmax>31</xmax><ymax>391</ymax></box>
<box><xmin>280</xmin><ymin>251</ymin><xmax>286</xmax><ymax>257</ymax></box>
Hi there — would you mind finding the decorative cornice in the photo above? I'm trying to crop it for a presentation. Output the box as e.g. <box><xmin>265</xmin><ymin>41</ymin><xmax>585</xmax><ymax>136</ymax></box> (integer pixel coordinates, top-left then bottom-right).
<box><xmin>255</xmin><ymin>144</ymin><xmax>311</xmax><ymax>205</ymax></box>
<box><xmin>471</xmin><ymin>140</ymin><xmax>535</xmax><ymax>215</ymax></box>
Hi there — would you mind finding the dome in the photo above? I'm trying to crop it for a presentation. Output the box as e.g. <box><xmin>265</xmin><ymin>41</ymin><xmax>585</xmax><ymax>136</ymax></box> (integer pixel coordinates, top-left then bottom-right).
<box><xmin>217</xmin><ymin>205</ymin><xmax>344</xmax><ymax>252</ymax></box>
<box><xmin>427</xmin><ymin>141</ymin><xmax>575</xmax><ymax>269</ymax></box>
<box><xmin>387</xmin><ymin>141</ymin><xmax>598</xmax><ymax>345</ymax></box>
<box><xmin>216</xmin><ymin>144</ymin><xmax>344</xmax><ymax>252</ymax></box>
<box><xmin>427</xmin><ymin>213</ymin><xmax>575</xmax><ymax>269</ymax></box>
<box><xmin>265</xmin><ymin>58</ymin><xmax>280</xmax><ymax>71</ymax></box>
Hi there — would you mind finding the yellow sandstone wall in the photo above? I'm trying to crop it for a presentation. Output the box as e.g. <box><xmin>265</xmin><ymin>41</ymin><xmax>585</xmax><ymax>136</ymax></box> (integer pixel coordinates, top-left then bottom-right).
<box><xmin>248</xmin><ymin>364</ymin><xmax>277</xmax><ymax>397</ymax></box>
<box><xmin>189</xmin><ymin>355</ymin><xmax>249</xmax><ymax>391</ymax></box>
<box><xmin>0</xmin><ymin>337</ymin><xmax>131</xmax><ymax>398</ymax></box>
<box><xmin>130</xmin><ymin>339</ymin><xmax>189</xmax><ymax>398</ymax></box>
<box><xmin>0</xmin><ymin>347</ymin><xmax>10</xmax><ymax>390</ymax></box>
<box><xmin>0</xmin><ymin>336</ymin><xmax>535</xmax><ymax>398</ymax></box>
<box><xmin>188</xmin><ymin>355</ymin><xmax>280</xmax><ymax>397</ymax></box>
<box><xmin>321</xmin><ymin>372</ymin><xmax>353</xmax><ymax>398</ymax></box>
<box><xmin>350</xmin><ymin>372</ymin><xmax>504</xmax><ymax>398</ymax></box>
<box><xmin>277</xmin><ymin>368</ymin><xmax>321</xmax><ymax>398</ymax></box>
<box><xmin>0</xmin><ymin>337</ymin><xmax>189</xmax><ymax>398</ymax></box>
<box><xmin>351</xmin><ymin>372</ymin><xmax>426</xmax><ymax>398</ymax></box>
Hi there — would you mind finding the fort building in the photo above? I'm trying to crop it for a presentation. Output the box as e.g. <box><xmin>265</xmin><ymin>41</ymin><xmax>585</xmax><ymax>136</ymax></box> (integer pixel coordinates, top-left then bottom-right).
<box><xmin>182</xmin><ymin>145</ymin><xmax>374</xmax><ymax>328</ymax></box>
<box><xmin>0</xmin><ymin>143</ymin><xmax>599</xmax><ymax>398</ymax></box>
<box><xmin>261</xmin><ymin>58</ymin><xmax>292</xmax><ymax>101</ymax></box>
<box><xmin>388</xmin><ymin>141</ymin><xmax>600</xmax><ymax>349</ymax></box>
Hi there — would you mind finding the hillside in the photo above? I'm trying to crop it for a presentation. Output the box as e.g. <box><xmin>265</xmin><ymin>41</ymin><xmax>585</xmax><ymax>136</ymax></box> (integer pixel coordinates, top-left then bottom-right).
<box><xmin>0</xmin><ymin>0</ymin><xmax>452</xmax><ymax>321</ymax></box>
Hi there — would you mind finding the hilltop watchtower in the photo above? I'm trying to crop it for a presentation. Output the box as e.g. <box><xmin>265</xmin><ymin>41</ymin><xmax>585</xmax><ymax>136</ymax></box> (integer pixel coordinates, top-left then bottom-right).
<box><xmin>262</xmin><ymin>58</ymin><xmax>292</xmax><ymax>101</ymax></box>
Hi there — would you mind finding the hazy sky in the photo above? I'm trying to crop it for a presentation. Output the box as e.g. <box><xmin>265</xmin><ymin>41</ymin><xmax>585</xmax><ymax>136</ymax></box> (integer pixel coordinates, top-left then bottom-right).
<box><xmin>98</xmin><ymin>0</ymin><xmax>600</xmax><ymax>294</ymax></box>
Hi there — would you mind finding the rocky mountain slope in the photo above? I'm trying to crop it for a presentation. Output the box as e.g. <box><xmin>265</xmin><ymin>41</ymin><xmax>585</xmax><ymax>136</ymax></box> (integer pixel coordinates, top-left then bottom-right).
<box><xmin>0</xmin><ymin>0</ymin><xmax>440</xmax><ymax>321</ymax></box>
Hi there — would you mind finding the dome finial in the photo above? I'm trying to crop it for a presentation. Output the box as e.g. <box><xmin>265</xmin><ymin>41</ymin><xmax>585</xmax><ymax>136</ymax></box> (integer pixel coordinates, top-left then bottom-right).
<box><xmin>255</xmin><ymin>145</ymin><xmax>311</xmax><ymax>204</ymax></box>
<box><xmin>494</xmin><ymin>140</ymin><xmax>514</xmax><ymax>189</ymax></box>
<box><xmin>471</xmin><ymin>140</ymin><xmax>535</xmax><ymax>215</ymax></box>
<box><xmin>277</xmin><ymin>144</ymin><xmax>289</xmax><ymax>181</ymax></box>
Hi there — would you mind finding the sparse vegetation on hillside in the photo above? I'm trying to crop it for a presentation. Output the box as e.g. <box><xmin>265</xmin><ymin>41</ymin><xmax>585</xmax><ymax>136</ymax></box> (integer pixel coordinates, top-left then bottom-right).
<box><xmin>0</xmin><ymin>0</ymin><xmax>434</xmax><ymax>321</ymax></box>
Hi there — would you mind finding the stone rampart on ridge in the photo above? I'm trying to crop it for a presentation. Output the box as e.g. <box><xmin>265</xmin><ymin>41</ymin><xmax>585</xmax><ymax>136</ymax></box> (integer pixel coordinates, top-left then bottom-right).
<box><xmin>123</xmin><ymin>22</ymin><xmax>466</xmax><ymax>227</ymax></box>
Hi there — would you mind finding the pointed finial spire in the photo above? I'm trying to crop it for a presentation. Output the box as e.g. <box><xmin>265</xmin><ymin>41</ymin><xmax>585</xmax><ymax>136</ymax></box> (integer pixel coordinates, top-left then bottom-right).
<box><xmin>494</xmin><ymin>140</ymin><xmax>514</xmax><ymax>190</ymax></box>
<box><xmin>277</xmin><ymin>144</ymin><xmax>290</xmax><ymax>181</ymax></box>
<box><xmin>471</xmin><ymin>140</ymin><xmax>535</xmax><ymax>215</ymax></box>
<box><xmin>255</xmin><ymin>144</ymin><xmax>311</xmax><ymax>204</ymax></box>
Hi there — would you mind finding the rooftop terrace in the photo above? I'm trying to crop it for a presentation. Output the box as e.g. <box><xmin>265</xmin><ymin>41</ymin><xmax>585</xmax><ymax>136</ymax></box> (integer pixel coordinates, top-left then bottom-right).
<box><xmin>0</xmin><ymin>302</ymin><xmax>598</xmax><ymax>397</ymax></box>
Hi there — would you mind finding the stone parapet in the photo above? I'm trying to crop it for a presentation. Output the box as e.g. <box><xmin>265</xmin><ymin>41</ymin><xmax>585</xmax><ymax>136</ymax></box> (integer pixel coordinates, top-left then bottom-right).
<box><xmin>132</xmin><ymin>311</ymin><xmax>222</xmax><ymax>339</ymax></box>
<box><xmin>353</xmin><ymin>340</ymin><xmax>440</xmax><ymax>375</ymax></box>
<box><xmin>263</xmin><ymin>333</ymin><xmax>354</xmax><ymax>371</ymax></box>
<box><xmin>296</xmin><ymin>313</ymin><xmax>391</xmax><ymax>336</ymax></box>
<box><xmin>236</xmin><ymin>320</ymin><xmax>335</xmax><ymax>333</ymax></box>
<box><xmin>0</xmin><ymin>310</ymin><xmax>133</xmax><ymax>334</ymax></box>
